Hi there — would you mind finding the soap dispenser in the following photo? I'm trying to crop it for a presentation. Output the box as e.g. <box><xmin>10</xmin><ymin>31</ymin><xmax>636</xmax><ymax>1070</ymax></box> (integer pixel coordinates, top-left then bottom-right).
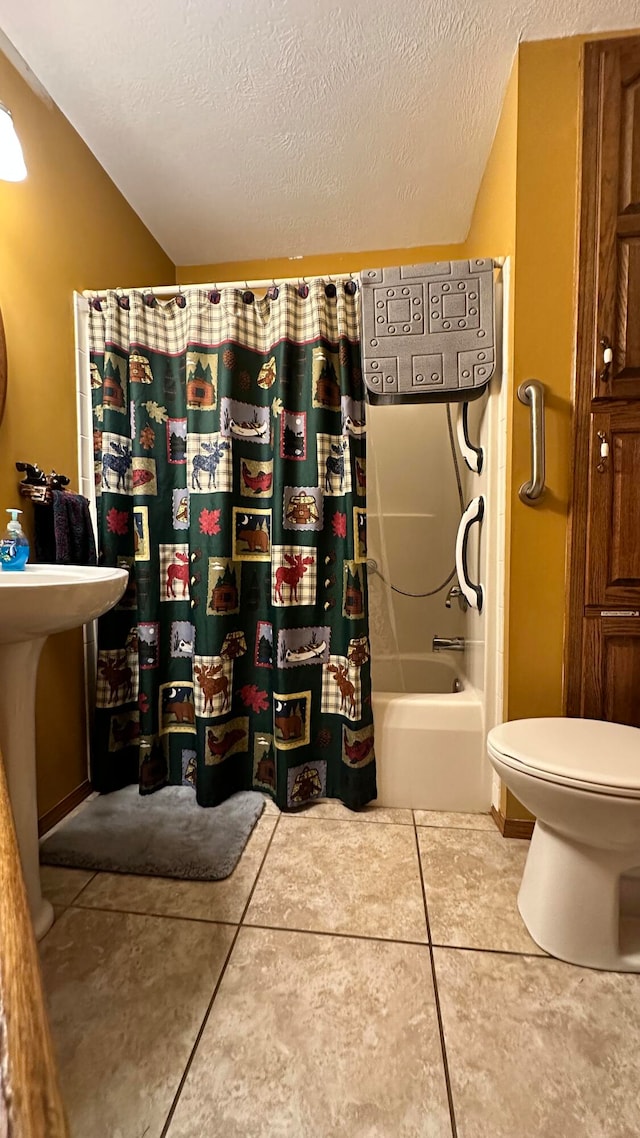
<box><xmin>0</xmin><ymin>509</ymin><xmax>30</xmax><ymax>571</ymax></box>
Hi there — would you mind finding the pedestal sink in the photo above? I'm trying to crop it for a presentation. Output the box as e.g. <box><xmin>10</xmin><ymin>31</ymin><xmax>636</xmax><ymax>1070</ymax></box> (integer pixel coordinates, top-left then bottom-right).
<box><xmin>0</xmin><ymin>565</ymin><xmax>128</xmax><ymax>939</ymax></box>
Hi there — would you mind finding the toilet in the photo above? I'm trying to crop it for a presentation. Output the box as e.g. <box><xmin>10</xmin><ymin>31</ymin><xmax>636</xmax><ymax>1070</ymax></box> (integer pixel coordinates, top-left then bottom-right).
<box><xmin>487</xmin><ymin>718</ymin><xmax>640</xmax><ymax>972</ymax></box>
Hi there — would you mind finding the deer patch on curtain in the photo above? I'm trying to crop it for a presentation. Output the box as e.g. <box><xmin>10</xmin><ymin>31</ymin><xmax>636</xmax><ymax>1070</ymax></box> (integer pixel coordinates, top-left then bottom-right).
<box><xmin>89</xmin><ymin>284</ymin><xmax>375</xmax><ymax>811</ymax></box>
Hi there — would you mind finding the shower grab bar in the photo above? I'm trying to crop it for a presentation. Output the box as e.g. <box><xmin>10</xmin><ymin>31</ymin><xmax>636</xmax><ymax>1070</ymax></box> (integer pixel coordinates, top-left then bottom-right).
<box><xmin>517</xmin><ymin>380</ymin><xmax>546</xmax><ymax>504</ymax></box>
<box><xmin>455</xmin><ymin>495</ymin><xmax>484</xmax><ymax>612</ymax></box>
<box><xmin>456</xmin><ymin>402</ymin><xmax>483</xmax><ymax>474</ymax></box>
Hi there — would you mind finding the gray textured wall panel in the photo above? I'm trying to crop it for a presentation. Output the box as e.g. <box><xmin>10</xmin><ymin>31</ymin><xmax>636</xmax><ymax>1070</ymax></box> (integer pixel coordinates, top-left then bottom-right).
<box><xmin>360</xmin><ymin>260</ymin><xmax>495</xmax><ymax>404</ymax></box>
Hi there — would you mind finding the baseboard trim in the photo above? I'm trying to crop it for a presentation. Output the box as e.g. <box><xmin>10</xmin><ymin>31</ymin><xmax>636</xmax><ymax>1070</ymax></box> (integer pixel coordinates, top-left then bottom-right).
<box><xmin>38</xmin><ymin>780</ymin><xmax>92</xmax><ymax>837</ymax></box>
<box><xmin>490</xmin><ymin>805</ymin><xmax>535</xmax><ymax>840</ymax></box>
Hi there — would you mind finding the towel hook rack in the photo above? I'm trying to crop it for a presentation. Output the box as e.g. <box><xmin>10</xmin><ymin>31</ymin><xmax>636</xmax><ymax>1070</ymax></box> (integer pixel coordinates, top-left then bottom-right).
<box><xmin>16</xmin><ymin>462</ymin><xmax>70</xmax><ymax>505</ymax></box>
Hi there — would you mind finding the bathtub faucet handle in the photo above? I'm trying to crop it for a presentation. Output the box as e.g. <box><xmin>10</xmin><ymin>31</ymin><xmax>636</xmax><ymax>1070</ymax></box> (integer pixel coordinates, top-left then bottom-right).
<box><xmin>445</xmin><ymin>585</ymin><xmax>468</xmax><ymax>612</ymax></box>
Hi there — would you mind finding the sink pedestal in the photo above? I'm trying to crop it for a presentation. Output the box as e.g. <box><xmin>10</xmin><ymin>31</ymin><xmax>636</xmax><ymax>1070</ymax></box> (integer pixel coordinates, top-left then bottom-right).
<box><xmin>0</xmin><ymin>564</ymin><xmax>128</xmax><ymax>941</ymax></box>
<box><xmin>0</xmin><ymin>637</ymin><xmax>54</xmax><ymax>939</ymax></box>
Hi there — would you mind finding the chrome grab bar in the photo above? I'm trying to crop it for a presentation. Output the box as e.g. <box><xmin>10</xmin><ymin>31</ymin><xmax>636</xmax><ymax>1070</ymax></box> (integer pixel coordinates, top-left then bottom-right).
<box><xmin>455</xmin><ymin>495</ymin><xmax>484</xmax><ymax>612</ymax></box>
<box><xmin>517</xmin><ymin>380</ymin><xmax>545</xmax><ymax>505</ymax></box>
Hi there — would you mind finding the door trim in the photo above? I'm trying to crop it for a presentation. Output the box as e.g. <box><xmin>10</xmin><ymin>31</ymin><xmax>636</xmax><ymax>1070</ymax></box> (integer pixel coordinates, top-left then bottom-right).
<box><xmin>565</xmin><ymin>40</ymin><xmax>616</xmax><ymax>714</ymax></box>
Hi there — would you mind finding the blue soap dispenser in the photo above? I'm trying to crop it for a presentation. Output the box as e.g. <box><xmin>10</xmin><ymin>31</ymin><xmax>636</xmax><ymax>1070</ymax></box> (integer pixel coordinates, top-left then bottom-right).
<box><xmin>0</xmin><ymin>509</ymin><xmax>30</xmax><ymax>571</ymax></box>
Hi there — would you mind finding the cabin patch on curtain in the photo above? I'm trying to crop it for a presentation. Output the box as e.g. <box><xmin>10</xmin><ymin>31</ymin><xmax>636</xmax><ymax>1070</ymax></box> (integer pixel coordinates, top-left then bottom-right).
<box><xmin>89</xmin><ymin>284</ymin><xmax>375</xmax><ymax>811</ymax></box>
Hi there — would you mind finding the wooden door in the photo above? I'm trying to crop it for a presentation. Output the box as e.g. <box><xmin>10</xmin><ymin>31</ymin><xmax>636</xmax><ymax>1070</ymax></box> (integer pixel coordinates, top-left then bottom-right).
<box><xmin>566</xmin><ymin>37</ymin><xmax>640</xmax><ymax>721</ymax></box>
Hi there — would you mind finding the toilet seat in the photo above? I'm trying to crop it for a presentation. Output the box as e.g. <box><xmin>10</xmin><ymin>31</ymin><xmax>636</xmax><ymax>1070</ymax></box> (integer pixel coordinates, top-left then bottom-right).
<box><xmin>487</xmin><ymin>717</ymin><xmax>640</xmax><ymax>799</ymax></box>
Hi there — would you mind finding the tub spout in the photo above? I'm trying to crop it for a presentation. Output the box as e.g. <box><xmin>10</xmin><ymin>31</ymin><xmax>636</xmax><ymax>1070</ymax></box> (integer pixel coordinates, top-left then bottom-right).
<box><xmin>432</xmin><ymin>636</ymin><xmax>465</xmax><ymax>653</ymax></box>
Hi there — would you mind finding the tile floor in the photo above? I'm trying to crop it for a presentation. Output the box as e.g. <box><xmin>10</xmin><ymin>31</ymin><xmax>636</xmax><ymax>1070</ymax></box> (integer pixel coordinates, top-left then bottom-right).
<box><xmin>39</xmin><ymin>802</ymin><xmax>640</xmax><ymax>1138</ymax></box>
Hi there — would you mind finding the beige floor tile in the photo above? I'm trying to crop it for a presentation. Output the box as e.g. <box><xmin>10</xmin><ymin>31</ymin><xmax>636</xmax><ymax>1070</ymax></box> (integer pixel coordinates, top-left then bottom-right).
<box><xmin>414</xmin><ymin>810</ymin><xmax>495</xmax><ymax>831</ymax></box>
<box><xmin>434</xmin><ymin>947</ymin><xmax>640</xmax><ymax>1138</ymax></box>
<box><xmin>418</xmin><ymin>828</ymin><xmax>542</xmax><ymax>954</ymax></box>
<box><xmin>76</xmin><ymin>813</ymin><xmax>277</xmax><ymax>923</ymax></box>
<box><xmin>166</xmin><ymin>926</ymin><xmax>452</xmax><ymax>1138</ymax></box>
<box><xmin>245</xmin><ymin>817</ymin><xmax>427</xmax><ymax>941</ymax></box>
<box><xmin>294</xmin><ymin>798</ymin><xmax>414</xmax><ymax>824</ymax></box>
<box><xmin>40</xmin><ymin>865</ymin><xmax>95</xmax><ymax>909</ymax></box>
<box><xmin>41</xmin><ymin>906</ymin><xmax>234</xmax><ymax>1138</ymax></box>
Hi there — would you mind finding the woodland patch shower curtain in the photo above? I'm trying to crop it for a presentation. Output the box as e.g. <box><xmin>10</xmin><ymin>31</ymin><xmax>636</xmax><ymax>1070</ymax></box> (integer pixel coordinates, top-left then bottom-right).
<box><xmin>89</xmin><ymin>282</ymin><xmax>376</xmax><ymax>811</ymax></box>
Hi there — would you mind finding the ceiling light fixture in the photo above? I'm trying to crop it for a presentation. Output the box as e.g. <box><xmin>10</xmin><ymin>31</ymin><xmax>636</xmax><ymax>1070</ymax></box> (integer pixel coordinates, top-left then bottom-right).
<box><xmin>0</xmin><ymin>103</ymin><xmax>27</xmax><ymax>181</ymax></box>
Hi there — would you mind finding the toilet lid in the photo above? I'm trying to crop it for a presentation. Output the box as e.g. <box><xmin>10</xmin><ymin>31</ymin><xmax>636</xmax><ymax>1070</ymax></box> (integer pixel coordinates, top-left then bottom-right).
<box><xmin>487</xmin><ymin>718</ymin><xmax>640</xmax><ymax>796</ymax></box>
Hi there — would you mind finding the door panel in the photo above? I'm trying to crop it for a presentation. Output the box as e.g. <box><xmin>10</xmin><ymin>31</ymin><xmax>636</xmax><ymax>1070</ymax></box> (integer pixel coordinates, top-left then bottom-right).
<box><xmin>585</xmin><ymin>406</ymin><xmax>640</xmax><ymax>604</ymax></box>
<box><xmin>594</xmin><ymin>42</ymin><xmax>640</xmax><ymax>400</ymax></box>
<box><xmin>582</xmin><ymin>617</ymin><xmax>640</xmax><ymax>727</ymax></box>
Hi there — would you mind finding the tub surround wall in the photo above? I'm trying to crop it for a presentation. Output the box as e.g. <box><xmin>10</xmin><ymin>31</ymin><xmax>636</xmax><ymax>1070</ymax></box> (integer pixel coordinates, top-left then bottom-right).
<box><xmin>367</xmin><ymin>400</ymin><xmax>464</xmax><ymax>681</ymax></box>
<box><xmin>0</xmin><ymin>48</ymin><xmax>173</xmax><ymax>822</ymax></box>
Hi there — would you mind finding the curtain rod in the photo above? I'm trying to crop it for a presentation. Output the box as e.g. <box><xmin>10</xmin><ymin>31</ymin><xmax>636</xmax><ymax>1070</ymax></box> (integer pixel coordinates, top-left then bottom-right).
<box><xmin>81</xmin><ymin>259</ymin><xmax>505</xmax><ymax>302</ymax></box>
<box><xmin>82</xmin><ymin>272</ymin><xmax>362</xmax><ymax>301</ymax></box>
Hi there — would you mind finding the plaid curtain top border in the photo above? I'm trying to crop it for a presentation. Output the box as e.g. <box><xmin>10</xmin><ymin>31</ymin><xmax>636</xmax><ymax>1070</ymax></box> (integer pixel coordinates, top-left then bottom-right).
<box><xmin>89</xmin><ymin>282</ymin><xmax>360</xmax><ymax>357</ymax></box>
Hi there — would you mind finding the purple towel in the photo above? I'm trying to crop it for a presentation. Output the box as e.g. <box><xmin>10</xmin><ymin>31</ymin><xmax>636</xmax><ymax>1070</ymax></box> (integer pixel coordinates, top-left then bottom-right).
<box><xmin>34</xmin><ymin>491</ymin><xmax>97</xmax><ymax>565</ymax></box>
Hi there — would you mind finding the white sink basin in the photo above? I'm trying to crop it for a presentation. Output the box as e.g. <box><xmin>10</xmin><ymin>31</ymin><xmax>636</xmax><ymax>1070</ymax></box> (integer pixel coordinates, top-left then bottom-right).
<box><xmin>0</xmin><ymin>564</ymin><xmax>128</xmax><ymax>642</ymax></box>
<box><xmin>0</xmin><ymin>564</ymin><xmax>128</xmax><ymax>938</ymax></box>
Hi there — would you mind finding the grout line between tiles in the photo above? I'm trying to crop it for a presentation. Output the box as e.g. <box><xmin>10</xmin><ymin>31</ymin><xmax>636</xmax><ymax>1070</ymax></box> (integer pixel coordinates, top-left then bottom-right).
<box><xmin>280</xmin><ymin>812</ymin><xmax>414</xmax><ymax>826</ymax></box>
<box><xmin>38</xmin><ymin>871</ymin><xmax>99</xmax><ymax>943</ymax></box>
<box><xmin>415</xmin><ymin>823</ymin><xmax>497</xmax><ymax>833</ymax></box>
<box><xmin>65</xmin><ymin>870</ymin><xmax>98</xmax><ymax>906</ymax></box>
<box><xmin>412</xmin><ymin>810</ymin><xmax>495</xmax><ymax>834</ymax></box>
<box><xmin>431</xmin><ymin>941</ymin><xmax>549</xmax><ymax>960</ymax></box>
<box><xmin>69</xmin><ymin>901</ymin><xmax>240</xmax><ymax>928</ymax></box>
<box><xmin>241</xmin><ymin>920</ymin><xmax>429</xmax><ymax>947</ymax></box>
<box><xmin>413</xmin><ymin>822</ymin><xmax>458</xmax><ymax>1138</ymax></box>
<box><xmin>159</xmin><ymin>812</ymin><xmax>281</xmax><ymax>1138</ymax></box>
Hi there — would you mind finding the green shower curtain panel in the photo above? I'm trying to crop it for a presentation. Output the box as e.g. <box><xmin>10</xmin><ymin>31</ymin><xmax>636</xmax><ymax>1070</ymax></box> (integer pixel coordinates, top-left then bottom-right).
<box><xmin>89</xmin><ymin>283</ymin><xmax>376</xmax><ymax>811</ymax></box>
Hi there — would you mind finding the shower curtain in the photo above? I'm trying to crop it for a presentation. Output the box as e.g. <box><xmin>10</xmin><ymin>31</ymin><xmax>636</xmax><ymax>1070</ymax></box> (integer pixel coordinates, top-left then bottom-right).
<box><xmin>89</xmin><ymin>282</ymin><xmax>376</xmax><ymax>811</ymax></box>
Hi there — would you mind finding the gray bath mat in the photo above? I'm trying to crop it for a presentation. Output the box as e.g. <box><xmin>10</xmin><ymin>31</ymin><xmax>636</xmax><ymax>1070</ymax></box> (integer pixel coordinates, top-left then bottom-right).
<box><xmin>39</xmin><ymin>785</ymin><xmax>265</xmax><ymax>881</ymax></box>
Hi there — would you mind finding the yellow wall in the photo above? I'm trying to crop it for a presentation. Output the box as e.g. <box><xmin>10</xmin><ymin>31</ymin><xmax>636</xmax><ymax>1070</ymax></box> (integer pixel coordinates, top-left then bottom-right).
<box><xmin>464</xmin><ymin>60</ymin><xmax>519</xmax><ymax>264</ymax></box>
<box><xmin>0</xmin><ymin>51</ymin><xmax>173</xmax><ymax>819</ymax></box>
<box><xmin>176</xmin><ymin>245</ymin><xmax>466</xmax><ymax>286</ymax></box>
<box><xmin>508</xmin><ymin>38</ymin><xmax>582</xmax><ymax>725</ymax></box>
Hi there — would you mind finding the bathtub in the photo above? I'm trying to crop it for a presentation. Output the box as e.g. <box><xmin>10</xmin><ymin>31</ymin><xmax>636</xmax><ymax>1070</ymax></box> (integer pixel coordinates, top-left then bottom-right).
<box><xmin>371</xmin><ymin>655</ymin><xmax>491</xmax><ymax>811</ymax></box>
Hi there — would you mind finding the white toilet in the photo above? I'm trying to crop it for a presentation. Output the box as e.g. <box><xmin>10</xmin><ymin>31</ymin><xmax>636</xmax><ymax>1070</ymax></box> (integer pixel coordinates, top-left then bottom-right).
<box><xmin>487</xmin><ymin>717</ymin><xmax>640</xmax><ymax>972</ymax></box>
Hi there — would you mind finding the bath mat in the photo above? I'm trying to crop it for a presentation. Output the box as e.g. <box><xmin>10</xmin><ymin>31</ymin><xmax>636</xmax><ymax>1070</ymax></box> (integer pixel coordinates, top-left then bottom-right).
<box><xmin>39</xmin><ymin>786</ymin><xmax>265</xmax><ymax>881</ymax></box>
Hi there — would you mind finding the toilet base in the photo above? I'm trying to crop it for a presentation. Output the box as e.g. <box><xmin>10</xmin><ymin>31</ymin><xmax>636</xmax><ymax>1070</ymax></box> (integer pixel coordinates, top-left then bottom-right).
<box><xmin>519</xmin><ymin>821</ymin><xmax>640</xmax><ymax>972</ymax></box>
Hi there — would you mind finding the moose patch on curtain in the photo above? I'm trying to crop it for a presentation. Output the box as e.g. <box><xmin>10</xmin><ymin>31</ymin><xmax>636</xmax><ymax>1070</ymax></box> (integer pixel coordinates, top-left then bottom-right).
<box><xmin>89</xmin><ymin>283</ymin><xmax>376</xmax><ymax>811</ymax></box>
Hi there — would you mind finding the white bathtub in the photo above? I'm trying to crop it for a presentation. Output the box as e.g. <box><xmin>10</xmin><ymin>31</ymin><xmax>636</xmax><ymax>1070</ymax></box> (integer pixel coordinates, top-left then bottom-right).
<box><xmin>371</xmin><ymin>655</ymin><xmax>491</xmax><ymax>811</ymax></box>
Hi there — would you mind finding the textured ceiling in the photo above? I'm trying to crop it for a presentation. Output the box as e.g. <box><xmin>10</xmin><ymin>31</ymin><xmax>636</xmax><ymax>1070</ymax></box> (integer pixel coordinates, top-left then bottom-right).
<box><xmin>1</xmin><ymin>0</ymin><xmax>640</xmax><ymax>265</ymax></box>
